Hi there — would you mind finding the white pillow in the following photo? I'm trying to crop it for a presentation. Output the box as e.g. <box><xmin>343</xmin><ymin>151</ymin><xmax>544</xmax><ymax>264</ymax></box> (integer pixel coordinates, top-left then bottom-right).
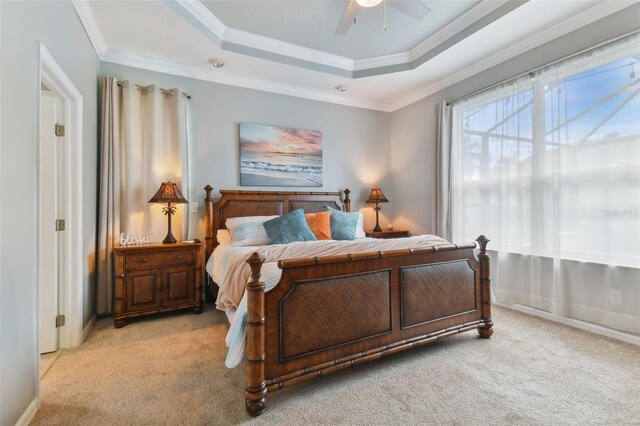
<box><xmin>216</xmin><ymin>229</ymin><xmax>233</xmax><ymax>245</ymax></box>
<box><xmin>226</xmin><ymin>215</ymin><xmax>278</xmax><ymax>247</ymax></box>
<box><xmin>231</xmin><ymin>222</ymin><xmax>271</xmax><ymax>246</ymax></box>
<box><xmin>355</xmin><ymin>212</ymin><xmax>365</xmax><ymax>239</ymax></box>
<box><xmin>225</xmin><ymin>215</ymin><xmax>278</xmax><ymax>231</ymax></box>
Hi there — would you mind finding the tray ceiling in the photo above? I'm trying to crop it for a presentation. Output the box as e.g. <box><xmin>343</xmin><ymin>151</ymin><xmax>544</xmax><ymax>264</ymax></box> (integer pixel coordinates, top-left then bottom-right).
<box><xmin>75</xmin><ymin>0</ymin><xmax>633</xmax><ymax>111</ymax></box>
<box><xmin>201</xmin><ymin>0</ymin><xmax>481</xmax><ymax>60</ymax></box>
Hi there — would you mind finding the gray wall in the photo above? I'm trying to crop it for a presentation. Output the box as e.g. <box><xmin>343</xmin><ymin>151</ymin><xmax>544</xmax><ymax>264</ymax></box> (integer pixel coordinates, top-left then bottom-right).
<box><xmin>390</xmin><ymin>4</ymin><xmax>640</xmax><ymax>236</ymax></box>
<box><xmin>99</xmin><ymin>63</ymin><xmax>393</xmax><ymax>239</ymax></box>
<box><xmin>0</xmin><ymin>1</ymin><xmax>98</xmax><ymax>424</ymax></box>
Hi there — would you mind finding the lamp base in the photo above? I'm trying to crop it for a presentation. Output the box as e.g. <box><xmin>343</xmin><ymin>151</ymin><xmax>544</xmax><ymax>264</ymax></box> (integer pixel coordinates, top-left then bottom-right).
<box><xmin>162</xmin><ymin>234</ymin><xmax>177</xmax><ymax>244</ymax></box>
<box><xmin>373</xmin><ymin>204</ymin><xmax>382</xmax><ymax>233</ymax></box>
<box><xmin>163</xmin><ymin>208</ymin><xmax>177</xmax><ymax>244</ymax></box>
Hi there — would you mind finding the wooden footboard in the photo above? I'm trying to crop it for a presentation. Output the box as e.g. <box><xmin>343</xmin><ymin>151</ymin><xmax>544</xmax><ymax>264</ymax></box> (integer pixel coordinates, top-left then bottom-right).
<box><xmin>244</xmin><ymin>236</ymin><xmax>493</xmax><ymax>416</ymax></box>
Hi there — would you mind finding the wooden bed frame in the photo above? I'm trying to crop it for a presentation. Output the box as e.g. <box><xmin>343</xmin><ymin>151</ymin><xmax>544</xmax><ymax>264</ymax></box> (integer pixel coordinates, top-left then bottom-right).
<box><xmin>203</xmin><ymin>186</ymin><xmax>493</xmax><ymax>416</ymax></box>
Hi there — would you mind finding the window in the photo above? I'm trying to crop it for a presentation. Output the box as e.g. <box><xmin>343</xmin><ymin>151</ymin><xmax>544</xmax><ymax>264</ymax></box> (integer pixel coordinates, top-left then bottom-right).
<box><xmin>452</xmin><ymin>39</ymin><xmax>640</xmax><ymax>267</ymax></box>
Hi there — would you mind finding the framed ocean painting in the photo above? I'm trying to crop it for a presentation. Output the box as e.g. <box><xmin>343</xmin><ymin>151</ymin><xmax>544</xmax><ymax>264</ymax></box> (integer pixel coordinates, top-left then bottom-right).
<box><xmin>239</xmin><ymin>123</ymin><xmax>323</xmax><ymax>187</ymax></box>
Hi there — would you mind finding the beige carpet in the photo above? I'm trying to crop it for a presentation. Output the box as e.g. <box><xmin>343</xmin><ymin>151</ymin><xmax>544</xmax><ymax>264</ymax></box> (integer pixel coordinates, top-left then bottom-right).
<box><xmin>32</xmin><ymin>306</ymin><xmax>640</xmax><ymax>425</ymax></box>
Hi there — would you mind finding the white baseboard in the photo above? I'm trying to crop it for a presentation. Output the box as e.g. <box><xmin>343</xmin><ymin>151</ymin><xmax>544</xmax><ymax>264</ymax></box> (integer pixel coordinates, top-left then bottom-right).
<box><xmin>15</xmin><ymin>398</ymin><xmax>39</xmax><ymax>426</ymax></box>
<box><xmin>496</xmin><ymin>301</ymin><xmax>640</xmax><ymax>346</ymax></box>
<box><xmin>82</xmin><ymin>315</ymin><xmax>96</xmax><ymax>342</ymax></box>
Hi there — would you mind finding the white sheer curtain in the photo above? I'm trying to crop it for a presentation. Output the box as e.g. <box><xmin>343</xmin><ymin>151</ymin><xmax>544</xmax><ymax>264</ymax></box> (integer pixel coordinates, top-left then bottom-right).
<box><xmin>96</xmin><ymin>77</ymin><xmax>190</xmax><ymax>314</ymax></box>
<box><xmin>450</xmin><ymin>33</ymin><xmax>640</xmax><ymax>336</ymax></box>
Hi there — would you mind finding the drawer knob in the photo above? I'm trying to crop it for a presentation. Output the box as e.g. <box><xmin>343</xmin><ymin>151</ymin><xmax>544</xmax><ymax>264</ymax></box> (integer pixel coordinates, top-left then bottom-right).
<box><xmin>143</xmin><ymin>258</ymin><xmax>147</xmax><ymax>262</ymax></box>
<box><xmin>177</xmin><ymin>255</ymin><xmax>182</xmax><ymax>259</ymax></box>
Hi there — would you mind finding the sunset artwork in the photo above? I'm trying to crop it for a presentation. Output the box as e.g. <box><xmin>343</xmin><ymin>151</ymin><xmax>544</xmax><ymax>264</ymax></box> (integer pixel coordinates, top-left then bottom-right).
<box><xmin>239</xmin><ymin>123</ymin><xmax>323</xmax><ymax>187</ymax></box>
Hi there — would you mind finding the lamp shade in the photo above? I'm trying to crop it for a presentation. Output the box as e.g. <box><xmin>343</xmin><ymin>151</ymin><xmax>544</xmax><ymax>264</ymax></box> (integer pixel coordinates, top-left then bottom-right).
<box><xmin>366</xmin><ymin>188</ymin><xmax>389</xmax><ymax>204</ymax></box>
<box><xmin>148</xmin><ymin>180</ymin><xmax>188</xmax><ymax>204</ymax></box>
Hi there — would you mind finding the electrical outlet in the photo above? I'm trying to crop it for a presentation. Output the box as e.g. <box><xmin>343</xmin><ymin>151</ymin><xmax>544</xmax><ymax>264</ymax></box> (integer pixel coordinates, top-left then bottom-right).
<box><xmin>190</xmin><ymin>202</ymin><xmax>198</xmax><ymax>213</ymax></box>
<box><xmin>609</xmin><ymin>290</ymin><xmax>622</xmax><ymax>305</ymax></box>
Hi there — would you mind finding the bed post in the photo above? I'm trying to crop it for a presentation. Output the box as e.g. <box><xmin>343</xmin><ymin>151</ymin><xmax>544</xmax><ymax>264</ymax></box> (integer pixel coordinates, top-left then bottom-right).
<box><xmin>343</xmin><ymin>188</ymin><xmax>351</xmax><ymax>213</ymax></box>
<box><xmin>204</xmin><ymin>185</ymin><xmax>217</xmax><ymax>303</ymax></box>
<box><xmin>245</xmin><ymin>253</ymin><xmax>267</xmax><ymax>416</ymax></box>
<box><xmin>204</xmin><ymin>185</ymin><xmax>214</xmax><ymax>258</ymax></box>
<box><xmin>476</xmin><ymin>235</ymin><xmax>494</xmax><ymax>338</ymax></box>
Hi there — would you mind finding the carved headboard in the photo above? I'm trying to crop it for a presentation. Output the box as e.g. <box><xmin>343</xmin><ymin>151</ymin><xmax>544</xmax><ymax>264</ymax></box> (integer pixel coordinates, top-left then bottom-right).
<box><xmin>203</xmin><ymin>186</ymin><xmax>351</xmax><ymax>259</ymax></box>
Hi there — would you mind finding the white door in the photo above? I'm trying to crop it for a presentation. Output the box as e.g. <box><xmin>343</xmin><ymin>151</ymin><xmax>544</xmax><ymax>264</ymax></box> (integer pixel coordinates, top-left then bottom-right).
<box><xmin>39</xmin><ymin>90</ymin><xmax>64</xmax><ymax>354</ymax></box>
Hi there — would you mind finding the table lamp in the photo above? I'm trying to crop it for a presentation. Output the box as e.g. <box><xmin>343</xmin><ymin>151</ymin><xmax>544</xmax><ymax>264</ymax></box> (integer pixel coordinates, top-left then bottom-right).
<box><xmin>148</xmin><ymin>180</ymin><xmax>188</xmax><ymax>244</ymax></box>
<box><xmin>366</xmin><ymin>187</ymin><xmax>389</xmax><ymax>233</ymax></box>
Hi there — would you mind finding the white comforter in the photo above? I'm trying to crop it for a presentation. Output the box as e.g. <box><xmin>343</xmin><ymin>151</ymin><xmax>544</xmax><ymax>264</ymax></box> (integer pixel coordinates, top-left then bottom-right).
<box><xmin>206</xmin><ymin>235</ymin><xmax>453</xmax><ymax>367</ymax></box>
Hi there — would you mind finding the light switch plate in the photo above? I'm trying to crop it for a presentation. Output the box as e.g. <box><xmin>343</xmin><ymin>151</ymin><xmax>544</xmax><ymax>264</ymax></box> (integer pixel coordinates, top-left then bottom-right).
<box><xmin>190</xmin><ymin>202</ymin><xmax>198</xmax><ymax>213</ymax></box>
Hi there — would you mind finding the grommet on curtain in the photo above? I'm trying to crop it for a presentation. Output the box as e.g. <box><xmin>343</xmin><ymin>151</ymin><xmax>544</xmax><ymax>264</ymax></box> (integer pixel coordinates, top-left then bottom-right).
<box><xmin>134</xmin><ymin>84</ymin><xmax>153</xmax><ymax>94</ymax></box>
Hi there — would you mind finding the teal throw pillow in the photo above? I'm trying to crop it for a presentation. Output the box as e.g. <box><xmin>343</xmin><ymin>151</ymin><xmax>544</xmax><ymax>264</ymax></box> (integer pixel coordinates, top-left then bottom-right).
<box><xmin>323</xmin><ymin>205</ymin><xmax>359</xmax><ymax>240</ymax></box>
<box><xmin>263</xmin><ymin>209</ymin><xmax>318</xmax><ymax>244</ymax></box>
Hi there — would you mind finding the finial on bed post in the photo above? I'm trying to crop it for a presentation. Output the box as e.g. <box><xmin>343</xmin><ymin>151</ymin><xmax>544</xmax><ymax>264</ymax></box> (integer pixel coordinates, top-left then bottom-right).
<box><xmin>343</xmin><ymin>188</ymin><xmax>351</xmax><ymax>213</ymax></box>
<box><xmin>475</xmin><ymin>235</ymin><xmax>493</xmax><ymax>338</ymax></box>
<box><xmin>245</xmin><ymin>253</ymin><xmax>267</xmax><ymax>416</ymax></box>
<box><xmin>476</xmin><ymin>235</ymin><xmax>489</xmax><ymax>255</ymax></box>
<box><xmin>204</xmin><ymin>185</ymin><xmax>213</xmax><ymax>201</ymax></box>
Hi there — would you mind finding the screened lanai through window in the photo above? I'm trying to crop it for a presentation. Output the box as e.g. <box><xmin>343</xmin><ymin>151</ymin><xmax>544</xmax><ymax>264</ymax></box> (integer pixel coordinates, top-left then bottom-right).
<box><xmin>456</xmin><ymin>53</ymin><xmax>640</xmax><ymax>267</ymax></box>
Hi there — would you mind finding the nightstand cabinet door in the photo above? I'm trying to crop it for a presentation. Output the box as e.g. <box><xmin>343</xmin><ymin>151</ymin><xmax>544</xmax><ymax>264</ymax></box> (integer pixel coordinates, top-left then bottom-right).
<box><xmin>163</xmin><ymin>266</ymin><xmax>194</xmax><ymax>307</ymax></box>
<box><xmin>126</xmin><ymin>270</ymin><xmax>162</xmax><ymax>313</ymax></box>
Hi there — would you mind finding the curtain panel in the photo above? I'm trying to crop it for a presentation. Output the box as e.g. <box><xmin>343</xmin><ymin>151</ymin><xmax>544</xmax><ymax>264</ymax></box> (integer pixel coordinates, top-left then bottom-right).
<box><xmin>449</xmin><ymin>33</ymin><xmax>640</xmax><ymax>336</ymax></box>
<box><xmin>435</xmin><ymin>101</ymin><xmax>453</xmax><ymax>240</ymax></box>
<box><xmin>96</xmin><ymin>77</ymin><xmax>190</xmax><ymax>314</ymax></box>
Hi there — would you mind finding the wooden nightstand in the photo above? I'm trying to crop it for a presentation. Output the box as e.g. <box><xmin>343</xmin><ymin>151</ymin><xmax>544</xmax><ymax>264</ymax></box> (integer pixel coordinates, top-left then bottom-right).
<box><xmin>365</xmin><ymin>229</ymin><xmax>410</xmax><ymax>239</ymax></box>
<box><xmin>112</xmin><ymin>242</ymin><xmax>204</xmax><ymax>328</ymax></box>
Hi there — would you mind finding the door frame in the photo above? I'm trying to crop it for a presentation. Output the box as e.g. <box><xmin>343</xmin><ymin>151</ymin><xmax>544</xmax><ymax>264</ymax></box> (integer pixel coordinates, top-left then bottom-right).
<box><xmin>37</xmin><ymin>43</ymin><xmax>84</xmax><ymax>350</ymax></box>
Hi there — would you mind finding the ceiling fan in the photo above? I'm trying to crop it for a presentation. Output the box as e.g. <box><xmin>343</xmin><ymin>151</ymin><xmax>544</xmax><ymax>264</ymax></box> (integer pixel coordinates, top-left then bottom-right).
<box><xmin>335</xmin><ymin>0</ymin><xmax>431</xmax><ymax>35</ymax></box>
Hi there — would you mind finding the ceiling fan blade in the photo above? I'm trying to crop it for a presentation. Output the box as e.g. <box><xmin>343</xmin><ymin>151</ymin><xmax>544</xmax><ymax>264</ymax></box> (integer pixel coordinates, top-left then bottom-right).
<box><xmin>389</xmin><ymin>0</ymin><xmax>431</xmax><ymax>21</ymax></box>
<box><xmin>335</xmin><ymin>0</ymin><xmax>361</xmax><ymax>36</ymax></box>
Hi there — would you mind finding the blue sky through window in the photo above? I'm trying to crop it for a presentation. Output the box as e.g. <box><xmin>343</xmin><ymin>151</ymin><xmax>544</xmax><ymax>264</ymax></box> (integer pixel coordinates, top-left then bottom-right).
<box><xmin>462</xmin><ymin>55</ymin><xmax>640</xmax><ymax>180</ymax></box>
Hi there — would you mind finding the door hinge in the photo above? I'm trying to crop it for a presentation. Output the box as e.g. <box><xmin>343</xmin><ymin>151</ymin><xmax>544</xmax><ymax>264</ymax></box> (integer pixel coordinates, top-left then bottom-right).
<box><xmin>55</xmin><ymin>219</ymin><xmax>65</xmax><ymax>231</ymax></box>
<box><xmin>54</xmin><ymin>123</ymin><xmax>65</xmax><ymax>137</ymax></box>
<box><xmin>56</xmin><ymin>314</ymin><xmax>65</xmax><ymax>328</ymax></box>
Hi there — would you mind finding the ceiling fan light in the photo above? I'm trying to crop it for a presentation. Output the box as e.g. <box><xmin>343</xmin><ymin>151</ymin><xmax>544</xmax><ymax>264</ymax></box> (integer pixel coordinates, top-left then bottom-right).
<box><xmin>356</xmin><ymin>0</ymin><xmax>383</xmax><ymax>8</ymax></box>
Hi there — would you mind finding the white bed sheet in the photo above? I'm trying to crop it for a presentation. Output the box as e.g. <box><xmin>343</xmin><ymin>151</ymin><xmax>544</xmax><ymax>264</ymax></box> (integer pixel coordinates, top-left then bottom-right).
<box><xmin>206</xmin><ymin>245</ymin><xmax>282</xmax><ymax>367</ymax></box>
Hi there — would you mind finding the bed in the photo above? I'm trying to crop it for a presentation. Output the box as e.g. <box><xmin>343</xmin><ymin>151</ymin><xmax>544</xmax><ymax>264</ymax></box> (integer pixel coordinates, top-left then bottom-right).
<box><xmin>203</xmin><ymin>185</ymin><xmax>493</xmax><ymax>416</ymax></box>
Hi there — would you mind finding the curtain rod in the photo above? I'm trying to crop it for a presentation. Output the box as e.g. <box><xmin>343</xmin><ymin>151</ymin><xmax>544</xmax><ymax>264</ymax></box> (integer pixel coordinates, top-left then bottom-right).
<box><xmin>450</xmin><ymin>28</ymin><xmax>640</xmax><ymax>105</ymax></box>
<box><xmin>115</xmin><ymin>80</ymin><xmax>191</xmax><ymax>99</ymax></box>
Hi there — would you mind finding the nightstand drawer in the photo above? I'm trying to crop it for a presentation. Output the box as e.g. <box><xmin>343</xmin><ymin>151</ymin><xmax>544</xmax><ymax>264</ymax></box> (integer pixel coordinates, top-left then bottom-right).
<box><xmin>126</xmin><ymin>249</ymin><xmax>194</xmax><ymax>268</ymax></box>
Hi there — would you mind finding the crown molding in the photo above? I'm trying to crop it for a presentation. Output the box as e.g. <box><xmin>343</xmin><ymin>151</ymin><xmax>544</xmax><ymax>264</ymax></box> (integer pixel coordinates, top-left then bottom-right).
<box><xmin>171</xmin><ymin>0</ymin><xmax>520</xmax><ymax>76</ymax></box>
<box><xmin>100</xmin><ymin>50</ymin><xmax>392</xmax><ymax>112</ymax></box>
<box><xmin>410</xmin><ymin>0</ymin><xmax>508</xmax><ymax>60</ymax></box>
<box><xmin>389</xmin><ymin>0</ymin><xmax>632</xmax><ymax>112</ymax></box>
<box><xmin>174</xmin><ymin>0</ymin><xmax>225</xmax><ymax>39</ymax></box>
<box><xmin>72</xmin><ymin>0</ymin><xmax>108</xmax><ymax>56</ymax></box>
<box><xmin>76</xmin><ymin>0</ymin><xmax>527</xmax><ymax>78</ymax></box>
<box><xmin>224</xmin><ymin>27</ymin><xmax>355</xmax><ymax>71</ymax></box>
<box><xmin>75</xmin><ymin>0</ymin><xmax>628</xmax><ymax>113</ymax></box>
<box><xmin>353</xmin><ymin>52</ymin><xmax>411</xmax><ymax>72</ymax></box>
<box><xmin>172</xmin><ymin>0</ymin><xmax>354</xmax><ymax>72</ymax></box>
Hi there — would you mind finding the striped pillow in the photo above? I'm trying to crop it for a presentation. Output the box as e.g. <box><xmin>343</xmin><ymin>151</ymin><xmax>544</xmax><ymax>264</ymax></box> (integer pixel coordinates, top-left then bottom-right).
<box><xmin>231</xmin><ymin>221</ymin><xmax>271</xmax><ymax>246</ymax></box>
